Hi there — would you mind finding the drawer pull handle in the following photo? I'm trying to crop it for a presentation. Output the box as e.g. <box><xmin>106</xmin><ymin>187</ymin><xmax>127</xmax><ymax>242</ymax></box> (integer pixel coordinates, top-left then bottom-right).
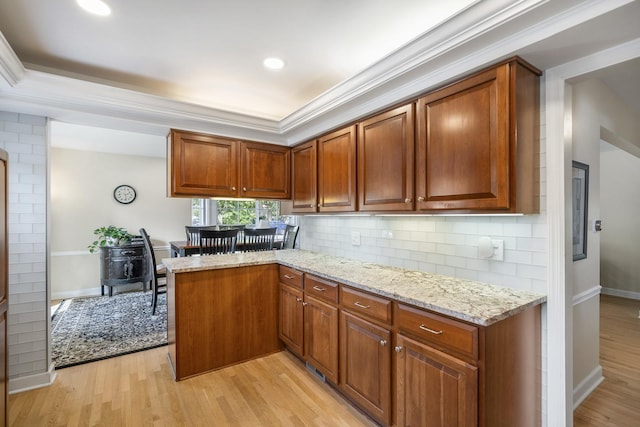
<box><xmin>354</xmin><ymin>302</ymin><xmax>370</xmax><ymax>309</ymax></box>
<box><xmin>312</xmin><ymin>286</ymin><xmax>325</xmax><ymax>292</ymax></box>
<box><xmin>419</xmin><ymin>324</ymin><xmax>443</xmax><ymax>335</ymax></box>
<box><xmin>284</xmin><ymin>274</ymin><xmax>295</xmax><ymax>279</ymax></box>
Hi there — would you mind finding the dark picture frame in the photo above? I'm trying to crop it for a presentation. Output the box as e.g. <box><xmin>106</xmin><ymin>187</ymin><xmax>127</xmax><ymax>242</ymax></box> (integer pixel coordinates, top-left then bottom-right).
<box><xmin>572</xmin><ymin>161</ymin><xmax>589</xmax><ymax>261</ymax></box>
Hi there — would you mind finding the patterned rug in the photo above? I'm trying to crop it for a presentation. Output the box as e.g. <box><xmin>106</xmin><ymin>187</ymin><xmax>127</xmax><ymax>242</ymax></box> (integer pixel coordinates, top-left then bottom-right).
<box><xmin>51</xmin><ymin>291</ymin><xmax>168</xmax><ymax>369</ymax></box>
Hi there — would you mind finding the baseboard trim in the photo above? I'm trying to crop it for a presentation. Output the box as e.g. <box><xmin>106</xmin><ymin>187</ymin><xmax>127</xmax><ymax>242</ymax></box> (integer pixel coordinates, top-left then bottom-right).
<box><xmin>573</xmin><ymin>365</ymin><xmax>604</xmax><ymax>410</ymax></box>
<box><xmin>51</xmin><ymin>287</ymin><xmax>102</xmax><ymax>300</ymax></box>
<box><xmin>572</xmin><ymin>285</ymin><xmax>602</xmax><ymax>306</ymax></box>
<box><xmin>9</xmin><ymin>362</ymin><xmax>56</xmax><ymax>394</ymax></box>
<box><xmin>601</xmin><ymin>287</ymin><xmax>640</xmax><ymax>300</ymax></box>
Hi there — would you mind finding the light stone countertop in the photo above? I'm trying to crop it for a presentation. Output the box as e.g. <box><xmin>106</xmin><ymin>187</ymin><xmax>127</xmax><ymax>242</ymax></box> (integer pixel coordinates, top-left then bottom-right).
<box><xmin>162</xmin><ymin>249</ymin><xmax>546</xmax><ymax>326</ymax></box>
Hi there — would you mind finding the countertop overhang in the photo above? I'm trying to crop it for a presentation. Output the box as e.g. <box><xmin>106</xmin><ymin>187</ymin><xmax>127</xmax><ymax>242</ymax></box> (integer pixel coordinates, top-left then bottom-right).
<box><xmin>162</xmin><ymin>249</ymin><xmax>546</xmax><ymax>326</ymax></box>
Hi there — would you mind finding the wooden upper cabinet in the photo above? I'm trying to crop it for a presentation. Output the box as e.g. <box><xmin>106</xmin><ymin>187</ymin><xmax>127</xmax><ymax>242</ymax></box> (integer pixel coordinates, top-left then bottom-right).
<box><xmin>291</xmin><ymin>140</ymin><xmax>318</xmax><ymax>213</ymax></box>
<box><xmin>239</xmin><ymin>141</ymin><xmax>290</xmax><ymax>199</ymax></box>
<box><xmin>168</xmin><ymin>129</ymin><xmax>291</xmax><ymax>199</ymax></box>
<box><xmin>168</xmin><ymin>130</ymin><xmax>239</xmax><ymax>197</ymax></box>
<box><xmin>358</xmin><ymin>104</ymin><xmax>414</xmax><ymax>212</ymax></box>
<box><xmin>318</xmin><ymin>125</ymin><xmax>357</xmax><ymax>212</ymax></box>
<box><xmin>415</xmin><ymin>58</ymin><xmax>540</xmax><ymax>213</ymax></box>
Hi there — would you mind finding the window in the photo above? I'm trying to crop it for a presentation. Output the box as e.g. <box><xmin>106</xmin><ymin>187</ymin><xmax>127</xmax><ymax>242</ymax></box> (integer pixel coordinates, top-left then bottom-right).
<box><xmin>192</xmin><ymin>199</ymin><xmax>285</xmax><ymax>230</ymax></box>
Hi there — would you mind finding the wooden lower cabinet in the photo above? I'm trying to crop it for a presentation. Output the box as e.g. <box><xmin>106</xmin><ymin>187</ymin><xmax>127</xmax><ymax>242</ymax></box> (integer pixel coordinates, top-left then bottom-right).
<box><xmin>277</xmin><ymin>268</ymin><xmax>541</xmax><ymax>427</ymax></box>
<box><xmin>395</xmin><ymin>334</ymin><xmax>478</xmax><ymax>427</ymax></box>
<box><xmin>304</xmin><ymin>294</ymin><xmax>339</xmax><ymax>384</ymax></box>
<box><xmin>340</xmin><ymin>311</ymin><xmax>391</xmax><ymax>425</ymax></box>
<box><xmin>278</xmin><ymin>283</ymin><xmax>304</xmax><ymax>357</ymax></box>
<box><xmin>167</xmin><ymin>264</ymin><xmax>282</xmax><ymax>380</ymax></box>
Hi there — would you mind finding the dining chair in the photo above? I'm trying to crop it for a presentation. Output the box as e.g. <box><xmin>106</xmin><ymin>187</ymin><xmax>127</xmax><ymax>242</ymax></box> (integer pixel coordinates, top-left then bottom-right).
<box><xmin>281</xmin><ymin>225</ymin><xmax>299</xmax><ymax>249</ymax></box>
<box><xmin>243</xmin><ymin>227</ymin><xmax>277</xmax><ymax>252</ymax></box>
<box><xmin>185</xmin><ymin>225</ymin><xmax>216</xmax><ymax>245</ymax></box>
<box><xmin>199</xmin><ymin>229</ymin><xmax>239</xmax><ymax>255</ymax></box>
<box><xmin>139</xmin><ymin>228</ymin><xmax>167</xmax><ymax>315</ymax></box>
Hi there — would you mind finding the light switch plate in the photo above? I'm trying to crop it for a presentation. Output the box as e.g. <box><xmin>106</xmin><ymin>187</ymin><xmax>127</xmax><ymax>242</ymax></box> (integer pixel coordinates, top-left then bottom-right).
<box><xmin>351</xmin><ymin>231</ymin><xmax>361</xmax><ymax>246</ymax></box>
<box><xmin>491</xmin><ymin>239</ymin><xmax>504</xmax><ymax>261</ymax></box>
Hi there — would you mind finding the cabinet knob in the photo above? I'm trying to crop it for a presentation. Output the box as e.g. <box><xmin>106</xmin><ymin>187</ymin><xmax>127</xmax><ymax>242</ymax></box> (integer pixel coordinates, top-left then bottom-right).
<box><xmin>394</xmin><ymin>346</ymin><xmax>403</xmax><ymax>353</ymax></box>
<box><xmin>295</xmin><ymin>297</ymin><xmax>302</xmax><ymax>303</ymax></box>
<box><xmin>310</xmin><ymin>204</ymin><xmax>314</xmax><ymax>208</ymax></box>
<box><xmin>380</xmin><ymin>340</ymin><xmax>387</xmax><ymax>346</ymax></box>
<box><xmin>418</xmin><ymin>196</ymin><xmax>424</xmax><ymax>202</ymax></box>
<box><xmin>302</xmin><ymin>301</ymin><xmax>308</xmax><ymax>307</ymax></box>
<box><xmin>243</xmin><ymin>187</ymin><xmax>247</xmax><ymax>192</ymax></box>
<box><xmin>232</xmin><ymin>186</ymin><xmax>237</xmax><ymax>191</ymax></box>
<box><xmin>404</xmin><ymin>198</ymin><xmax>411</xmax><ymax>204</ymax></box>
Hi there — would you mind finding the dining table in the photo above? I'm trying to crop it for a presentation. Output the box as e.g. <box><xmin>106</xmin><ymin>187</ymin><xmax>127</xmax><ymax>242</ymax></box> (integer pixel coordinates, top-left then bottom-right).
<box><xmin>169</xmin><ymin>235</ymin><xmax>284</xmax><ymax>257</ymax></box>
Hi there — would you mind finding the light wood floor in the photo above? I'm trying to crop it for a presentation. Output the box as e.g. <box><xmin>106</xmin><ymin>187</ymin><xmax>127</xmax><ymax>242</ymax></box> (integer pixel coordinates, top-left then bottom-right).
<box><xmin>9</xmin><ymin>349</ymin><xmax>376</xmax><ymax>427</ymax></box>
<box><xmin>574</xmin><ymin>294</ymin><xmax>640</xmax><ymax>426</ymax></box>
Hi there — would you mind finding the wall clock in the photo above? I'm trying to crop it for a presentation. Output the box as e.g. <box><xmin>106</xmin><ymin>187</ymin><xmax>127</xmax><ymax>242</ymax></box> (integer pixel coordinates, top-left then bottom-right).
<box><xmin>113</xmin><ymin>184</ymin><xmax>136</xmax><ymax>204</ymax></box>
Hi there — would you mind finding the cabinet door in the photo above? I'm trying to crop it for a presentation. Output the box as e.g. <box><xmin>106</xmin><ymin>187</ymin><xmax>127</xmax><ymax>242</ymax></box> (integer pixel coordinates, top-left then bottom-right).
<box><xmin>358</xmin><ymin>104</ymin><xmax>414</xmax><ymax>212</ymax></box>
<box><xmin>279</xmin><ymin>283</ymin><xmax>304</xmax><ymax>357</ymax></box>
<box><xmin>416</xmin><ymin>64</ymin><xmax>509</xmax><ymax>211</ymax></box>
<box><xmin>168</xmin><ymin>130</ymin><xmax>239</xmax><ymax>197</ymax></box>
<box><xmin>340</xmin><ymin>312</ymin><xmax>391</xmax><ymax>425</ymax></box>
<box><xmin>318</xmin><ymin>125</ymin><xmax>357</xmax><ymax>212</ymax></box>
<box><xmin>291</xmin><ymin>140</ymin><xmax>317</xmax><ymax>213</ymax></box>
<box><xmin>304</xmin><ymin>294</ymin><xmax>339</xmax><ymax>384</ymax></box>
<box><xmin>240</xmin><ymin>141</ymin><xmax>291</xmax><ymax>199</ymax></box>
<box><xmin>396</xmin><ymin>334</ymin><xmax>478</xmax><ymax>427</ymax></box>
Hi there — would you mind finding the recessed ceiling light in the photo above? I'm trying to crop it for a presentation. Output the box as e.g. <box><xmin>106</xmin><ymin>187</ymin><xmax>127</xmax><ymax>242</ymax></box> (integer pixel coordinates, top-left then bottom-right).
<box><xmin>263</xmin><ymin>57</ymin><xmax>285</xmax><ymax>71</ymax></box>
<box><xmin>77</xmin><ymin>0</ymin><xmax>112</xmax><ymax>16</ymax></box>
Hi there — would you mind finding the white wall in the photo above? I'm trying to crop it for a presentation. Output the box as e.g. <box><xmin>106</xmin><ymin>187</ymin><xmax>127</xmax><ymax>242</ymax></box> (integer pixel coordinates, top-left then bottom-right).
<box><xmin>50</xmin><ymin>147</ymin><xmax>191</xmax><ymax>299</ymax></box>
<box><xmin>600</xmin><ymin>144</ymin><xmax>640</xmax><ymax>297</ymax></box>
<box><xmin>0</xmin><ymin>111</ymin><xmax>49</xmax><ymax>389</ymax></box>
<box><xmin>570</xmin><ymin>77</ymin><xmax>640</xmax><ymax>406</ymax></box>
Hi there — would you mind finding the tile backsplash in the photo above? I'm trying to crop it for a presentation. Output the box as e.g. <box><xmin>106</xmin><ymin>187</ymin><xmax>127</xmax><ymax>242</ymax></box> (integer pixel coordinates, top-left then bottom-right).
<box><xmin>298</xmin><ymin>213</ymin><xmax>547</xmax><ymax>295</ymax></box>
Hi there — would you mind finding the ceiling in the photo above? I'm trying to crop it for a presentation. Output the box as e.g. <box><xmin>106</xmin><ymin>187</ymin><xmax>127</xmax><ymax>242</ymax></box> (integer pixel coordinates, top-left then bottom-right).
<box><xmin>1</xmin><ymin>0</ymin><xmax>640</xmax><ymax>152</ymax></box>
<box><xmin>0</xmin><ymin>0</ymin><xmax>476</xmax><ymax>121</ymax></box>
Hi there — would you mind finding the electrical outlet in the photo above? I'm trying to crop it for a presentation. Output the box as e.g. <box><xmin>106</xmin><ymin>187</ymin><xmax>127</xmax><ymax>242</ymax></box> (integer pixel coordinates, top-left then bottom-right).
<box><xmin>351</xmin><ymin>231</ymin><xmax>361</xmax><ymax>246</ymax></box>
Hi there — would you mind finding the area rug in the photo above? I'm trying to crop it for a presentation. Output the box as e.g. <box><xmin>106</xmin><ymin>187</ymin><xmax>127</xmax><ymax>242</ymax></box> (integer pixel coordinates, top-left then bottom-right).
<box><xmin>51</xmin><ymin>291</ymin><xmax>167</xmax><ymax>369</ymax></box>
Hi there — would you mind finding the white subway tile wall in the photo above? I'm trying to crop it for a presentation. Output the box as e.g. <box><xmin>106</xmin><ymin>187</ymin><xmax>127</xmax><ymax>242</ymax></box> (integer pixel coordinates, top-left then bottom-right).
<box><xmin>0</xmin><ymin>111</ymin><xmax>48</xmax><ymax>379</ymax></box>
<box><xmin>298</xmin><ymin>214</ymin><xmax>547</xmax><ymax>294</ymax></box>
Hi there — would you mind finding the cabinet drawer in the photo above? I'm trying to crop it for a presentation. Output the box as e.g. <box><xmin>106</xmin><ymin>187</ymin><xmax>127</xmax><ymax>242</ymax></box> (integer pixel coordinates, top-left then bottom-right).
<box><xmin>109</xmin><ymin>246</ymin><xmax>144</xmax><ymax>257</ymax></box>
<box><xmin>304</xmin><ymin>275</ymin><xmax>339</xmax><ymax>304</ymax></box>
<box><xmin>279</xmin><ymin>266</ymin><xmax>303</xmax><ymax>289</ymax></box>
<box><xmin>341</xmin><ymin>286</ymin><xmax>392</xmax><ymax>325</ymax></box>
<box><xmin>397</xmin><ymin>304</ymin><xmax>478</xmax><ymax>360</ymax></box>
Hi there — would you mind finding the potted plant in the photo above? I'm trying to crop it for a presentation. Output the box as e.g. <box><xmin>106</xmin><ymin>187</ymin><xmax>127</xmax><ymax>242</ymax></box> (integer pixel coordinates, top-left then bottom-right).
<box><xmin>88</xmin><ymin>225</ymin><xmax>135</xmax><ymax>253</ymax></box>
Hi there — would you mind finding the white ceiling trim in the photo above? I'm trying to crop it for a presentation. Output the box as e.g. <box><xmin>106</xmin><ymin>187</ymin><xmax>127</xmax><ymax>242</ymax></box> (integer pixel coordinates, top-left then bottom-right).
<box><xmin>0</xmin><ymin>31</ymin><xmax>24</xmax><ymax>86</ymax></box>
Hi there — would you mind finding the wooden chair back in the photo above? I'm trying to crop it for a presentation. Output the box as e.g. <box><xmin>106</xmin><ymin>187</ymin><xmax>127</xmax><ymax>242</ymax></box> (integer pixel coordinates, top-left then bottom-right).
<box><xmin>282</xmin><ymin>225</ymin><xmax>299</xmax><ymax>249</ymax></box>
<box><xmin>185</xmin><ymin>225</ymin><xmax>216</xmax><ymax>245</ymax></box>
<box><xmin>243</xmin><ymin>227</ymin><xmax>276</xmax><ymax>252</ymax></box>
<box><xmin>199</xmin><ymin>229</ymin><xmax>239</xmax><ymax>255</ymax></box>
<box><xmin>139</xmin><ymin>228</ymin><xmax>167</xmax><ymax>315</ymax></box>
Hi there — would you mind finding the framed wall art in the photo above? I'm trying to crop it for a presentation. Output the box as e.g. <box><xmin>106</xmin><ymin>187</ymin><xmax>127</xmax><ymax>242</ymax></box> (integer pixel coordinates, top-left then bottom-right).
<box><xmin>572</xmin><ymin>161</ymin><xmax>589</xmax><ymax>261</ymax></box>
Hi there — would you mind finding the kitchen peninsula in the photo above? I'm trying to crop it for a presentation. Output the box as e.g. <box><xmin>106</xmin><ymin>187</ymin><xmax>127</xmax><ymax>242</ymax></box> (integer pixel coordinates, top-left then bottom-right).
<box><xmin>162</xmin><ymin>250</ymin><xmax>545</xmax><ymax>426</ymax></box>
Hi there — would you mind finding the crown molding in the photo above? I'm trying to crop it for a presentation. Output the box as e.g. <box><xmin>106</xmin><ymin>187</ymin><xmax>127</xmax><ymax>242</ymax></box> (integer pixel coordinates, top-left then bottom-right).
<box><xmin>0</xmin><ymin>31</ymin><xmax>24</xmax><ymax>86</ymax></box>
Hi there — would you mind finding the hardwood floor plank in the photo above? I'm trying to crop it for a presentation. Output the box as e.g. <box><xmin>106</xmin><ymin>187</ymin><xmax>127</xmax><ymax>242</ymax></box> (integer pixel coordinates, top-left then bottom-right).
<box><xmin>9</xmin><ymin>347</ymin><xmax>377</xmax><ymax>426</ymax></box>
<box><xmin>574</xmin><ymin>295</ymin><xmax>640</xmax><ymax>427</ymax></box>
